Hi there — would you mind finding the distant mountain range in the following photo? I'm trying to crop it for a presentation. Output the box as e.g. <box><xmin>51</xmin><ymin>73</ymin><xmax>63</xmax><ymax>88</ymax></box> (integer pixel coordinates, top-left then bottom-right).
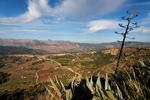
<box><xmin>0</xmin><ymin>39</ymin><xmax>150</xmax><ymax>54</ymax></box>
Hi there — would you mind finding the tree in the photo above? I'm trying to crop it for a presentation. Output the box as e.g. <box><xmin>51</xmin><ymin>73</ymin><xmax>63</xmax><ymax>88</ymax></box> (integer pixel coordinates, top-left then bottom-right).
<box><xmin>115</xmin><ymin>10</ymin><xmax>139</xmax><ymax>72</ymax></box>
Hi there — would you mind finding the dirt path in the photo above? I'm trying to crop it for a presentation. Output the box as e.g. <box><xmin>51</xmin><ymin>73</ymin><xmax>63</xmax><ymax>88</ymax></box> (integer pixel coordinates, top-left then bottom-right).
<box><xmin>35</xmin><ymin>56</ymin><xmax>82</xmax><ymax>81</ymax></box>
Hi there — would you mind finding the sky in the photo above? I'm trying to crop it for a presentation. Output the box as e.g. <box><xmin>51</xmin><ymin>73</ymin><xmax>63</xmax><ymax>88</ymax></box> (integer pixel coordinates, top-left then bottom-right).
<box><xmin>0</xmin><ymin>0</ymin><xmax>150</xmax><ymax>43</ymax></box>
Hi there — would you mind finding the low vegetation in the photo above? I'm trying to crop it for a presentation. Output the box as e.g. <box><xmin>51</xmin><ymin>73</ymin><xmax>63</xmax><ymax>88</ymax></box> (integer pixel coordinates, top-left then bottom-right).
<box><xmin>0</xmin><ymin>48</ymin><xmax>149</xmax><ymax>99</ymax></box>
<box><xmin>50</xmin><ymin>52</ymin><xmax>114</xmax><ymax>68</ymax></box>
<box><xmin>0</xmin><ymin>59</ymin><xmax>149</xmax><ymax>100</ymax></box>
<box><xmin>0</xmin><ymin>72</ymin><xmax>11</xmax><ymax>84</ymax></box>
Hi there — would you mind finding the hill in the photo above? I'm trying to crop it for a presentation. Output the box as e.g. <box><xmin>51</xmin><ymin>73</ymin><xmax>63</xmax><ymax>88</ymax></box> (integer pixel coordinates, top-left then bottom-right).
<box><xmin>0</xmin><ymin>38</ymin><xmax>150</xmax><ymax>54</ymax></box>
<box><xmin>0</xmin><ymin>46</ymin><xmax>47</xmax><ymax>55</ymax></box>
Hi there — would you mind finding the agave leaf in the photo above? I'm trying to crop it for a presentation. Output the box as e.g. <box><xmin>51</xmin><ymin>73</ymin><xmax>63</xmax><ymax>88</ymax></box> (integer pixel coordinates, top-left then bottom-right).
<box><xmin>45</xmin><ymin>86</ymin><xmax>52</xmax><ymax>95</ymax></box>
<box><xmin>96</xmin><ymin>73</ymin><xmax>102</xmax><ymax>89</ymax></box>
<box><xmin>55</xmin><ymin>76</ymin><xmax>60</xmax><ymax>86</ymax></box>
<box><xmin>86</xmin><ymin>77</ymin><xmax>94</xmax><ymax>94</ymax></box>
<box><xmin>60</xmin><ymin>80</ymin><xmax>66</xmax><ymax>92</ymax></box>
<box><xmin>48</xmin><ymin>85</ymin><xmax>54</xmax><ymax>89</ymax></box>
<box><xmin>49</xmin><ymin>77</ymin><xmax>62</xmax><ymax>97</ymax></box>
<box><xmin>106</xmin><ymin>91</ymin><xmax>117</xmax><ymax>100</ymax></box>
<box><xmin>123</xmin><ymin>81</ymin><xmax>129</xmax><ymax>98</ymax></box>
<box><xmin>99</xmin><ymin>89</ymin><xmax>108</xmax><ymax>100</ymax></box>
<box><xmin>132</xmin><ymin>68</ymin><xmax>136</xmax><ymax>80</ymax></box>
<box><xmin>95</xmin><ymin>75</ymin><xmax>102</xmax><ymax>98</ymax></box>
<box><xmin>45</xmin><ymin>86</ymin><xmax>55</xmax><ymax>99</ymax></box>
<box><xmin>66</xmin><ymin>89</ymin><xmax>73</xmax><ymax>100</ymax></box>
<box><xmin>96</xmin><ymin>83</ymin><xmax>106</xmax><ymax>99</ymax></box>
<box><xmin>139</xmin><ymin>61</ymin><xmax>146</xmax><ymax>67</ymax></box>
<box><xmin>90</xmin><ymin>76</ymin><xmax>94</xmax><ymax>86</ymax></box>
<box><xmin>71</xmin><ymin>76</ymin><xmax>75</xmax><ymax>89</ymax></box>
<box><xmin>71</xmin><ymin>75</ymin><xmax>77</xmax><ymax>96</ymax></box>
<box><xmin>108</xmin><ymin>84</ymin><xmax>111</xmax><ymax>91</ymax></box>
<box><xmin>105</xmin><ymin>73</ymin><xmax>110</xmax><ymax>91</ymax></box>
<box><xmin>92</xmin><ymin>96</ymin><xmax>101</xmax><ymax>100</ymax></box>
<box><xmin>116</xmin><ymin>84</ymin><xmax>123</xmax><ymax>100</ymax></box>
<box><xmin>95</xmin><ymin>84</ymin><xmax>101</xmax><ymax>97</ymax></box>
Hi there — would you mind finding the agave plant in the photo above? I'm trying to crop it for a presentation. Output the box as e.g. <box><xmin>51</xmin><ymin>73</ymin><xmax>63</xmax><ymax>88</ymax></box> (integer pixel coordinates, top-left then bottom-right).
<box><xmin>44</xmin><ymin>60</ymin><xmax>149</xmax><ymax>100</ymax></box>
<box><xmin>45</xmin><ymin>77</ymin><xmax>72</xmax><ymax>100</ymax></box>
<box><xmin>45</xmin><ymin>73</ymin><xmax>123</xmax><ymax>100</ymax></box>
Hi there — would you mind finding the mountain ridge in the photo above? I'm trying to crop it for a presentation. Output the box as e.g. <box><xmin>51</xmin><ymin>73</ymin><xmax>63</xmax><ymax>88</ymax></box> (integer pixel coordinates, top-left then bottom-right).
<box><xmin>0</xmin><ymin>38</ymin><xmax>150</xmax><ymax>54</ymax></box>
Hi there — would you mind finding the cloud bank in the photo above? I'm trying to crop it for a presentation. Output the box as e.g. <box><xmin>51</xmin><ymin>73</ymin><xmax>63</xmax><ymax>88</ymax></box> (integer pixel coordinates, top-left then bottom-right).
<box><xmin>88</xmin><ymin>19</ymin><xmax>150</xmax><ymax>34</ymax></box>
<box><xmin>133</xmin><ymin>27</ymin><xmax>150</xmax><ymax>33</ymax></box>
<box><xmin>0</xmin><ymin>0</ymin><xmax>125</xmax><ymax>24</ymax></box>
<box><xmin>88</xmin><ymin>20</ymin><xmax>120</xmax><ymax>32</ymax></box>
<box><xmin>0</xmin><ymin>0</ymin><xmax>51</xmax><ymax>24</ymax></box>
<box><xmin>53</xmin><ymin>0</ymin><xmax>125</xmax><ymax>17</ymax></box>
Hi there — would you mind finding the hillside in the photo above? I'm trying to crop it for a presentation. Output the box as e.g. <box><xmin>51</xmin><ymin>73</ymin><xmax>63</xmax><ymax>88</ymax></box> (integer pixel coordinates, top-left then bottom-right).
<box><xmin>0</xmin><ymin>39</ymin><xmax>82</xmax><ymax>54</ymax></box>
<box><xmin>0</xmin><ymin>39</ymin><xmax>150</xmax><ymax>54</ymax></box>
<box><xmin>0</xmin><ymin>46</ymin><xmax>47</xmax><ymax>55</ymax></box>
<box><xmin>0</xmin><ymin>47</ymin><xmax>149</xmax><ymax>99</ymax></box>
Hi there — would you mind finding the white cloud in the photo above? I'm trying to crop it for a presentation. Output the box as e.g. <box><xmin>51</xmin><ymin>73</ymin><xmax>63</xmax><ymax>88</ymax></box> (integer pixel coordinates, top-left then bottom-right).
<box><xmin>0</xmin><ymin>0</ymin><xmax>125</xmax><ymax>24</ymax></box>
<box><xmin>54</xmin><ymin>0</ymin><xmax>125</xmax><ymax>17</ymax></box>
<box><xmin>134</xmin><ymin>13</ymin><xmax>150</xmax><ymax>34</ymax></box>
<box><xmin>88</xmin><ymin>19</ymin><xmax>150</xmax><ymax>34</ymax></box>
<box><xmin>0</xmin><ymin>0</ymin><xmax>51</xmax><ymax>24</ymax></box>
<box><xmin>88</xmin><ymin>20</ymin><xmax>120</xmax><ymax>32</ymax></box>
<box><xmin>20</xmin><ymin>0</ymin><xmax>51</xmax><ymax>22</ymax></box>
<box><xmin>142</xmin><ymin>29</ymin><xmax>150</xmax><ymax>33</ymax></box>
<box><xmin>133</xmin><ymin>27</ymin><xmax>150</xmax><ymax>33</ymax></box>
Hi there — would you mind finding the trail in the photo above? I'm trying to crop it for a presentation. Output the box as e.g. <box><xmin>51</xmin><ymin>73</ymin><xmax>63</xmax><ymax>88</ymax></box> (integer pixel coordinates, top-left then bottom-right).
<box><xmin>36</xmin><ymin>55</ymin><xmax>82</xmax><ymax>79</ymax></box>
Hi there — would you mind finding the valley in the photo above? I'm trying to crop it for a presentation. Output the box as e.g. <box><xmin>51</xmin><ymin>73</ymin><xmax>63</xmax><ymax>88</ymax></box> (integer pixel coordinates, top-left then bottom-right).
<box><xmin>0</xmin><ymin>39</ymin><xmax>149</xmax><ymax>99</ymax></box>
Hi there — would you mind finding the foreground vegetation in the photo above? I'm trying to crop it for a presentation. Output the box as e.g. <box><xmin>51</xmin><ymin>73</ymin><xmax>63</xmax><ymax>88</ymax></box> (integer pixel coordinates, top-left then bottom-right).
<box><xmin>0</xmin><ymin>59</ymin><xmax>149</xmax><ymax>100</ymax></box>
<box><xmin>0</xmin><ymin>48</ymin><xmax>149</xmax><ymax>100</ymax></box>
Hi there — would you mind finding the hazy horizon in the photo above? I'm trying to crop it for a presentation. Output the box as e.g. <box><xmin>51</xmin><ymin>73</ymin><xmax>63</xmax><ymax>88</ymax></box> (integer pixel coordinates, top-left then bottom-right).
<box><xmin>0</xmin><ymin>37</ymin><xmax>150</xmax><ymax>44</ymax></box>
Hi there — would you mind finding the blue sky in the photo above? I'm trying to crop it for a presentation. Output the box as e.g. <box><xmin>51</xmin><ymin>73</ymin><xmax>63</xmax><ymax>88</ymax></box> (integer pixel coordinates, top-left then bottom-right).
<box><xmin>0</xmin><ymin>0</ymin><xmax>150</xmax><ymax>43</ymax></box>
